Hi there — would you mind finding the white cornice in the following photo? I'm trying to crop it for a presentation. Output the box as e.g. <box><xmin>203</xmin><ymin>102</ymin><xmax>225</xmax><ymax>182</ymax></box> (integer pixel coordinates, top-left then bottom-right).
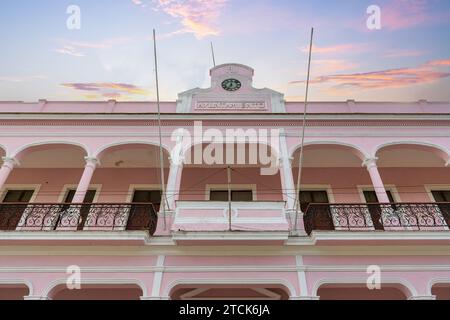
<box><xmin>0</xmin><ymin>113</ymin><xmax>449</xmax><ymax>121</ymax></box>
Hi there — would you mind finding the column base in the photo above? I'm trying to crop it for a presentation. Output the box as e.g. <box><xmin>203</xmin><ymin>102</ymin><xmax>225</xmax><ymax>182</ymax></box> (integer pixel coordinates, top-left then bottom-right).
<box><xmin>290</xmin><ymin>296</ymin><xmax>320</xmax><ymax>300</ymax></box>
<box><xmin>408</xmin><ymin>295</ymin><xmax>436</xmax><ymax>300</ymax></box>
<box><xmin>140</xmin><ymin>296</ymin><xmax>170</xmax><ymax>300</ymax></box>
<box><xmin>24</xmin><ymin>296</ymin><xmax>51</xmax><ymax>300</ymax></box>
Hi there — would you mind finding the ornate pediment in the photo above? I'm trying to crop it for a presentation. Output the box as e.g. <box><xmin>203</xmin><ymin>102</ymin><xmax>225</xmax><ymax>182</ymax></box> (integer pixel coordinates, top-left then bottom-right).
<box><xmin>176</xmin><ymin>63</ymin><xmax>285</xmax><ymax>113</ymax></box>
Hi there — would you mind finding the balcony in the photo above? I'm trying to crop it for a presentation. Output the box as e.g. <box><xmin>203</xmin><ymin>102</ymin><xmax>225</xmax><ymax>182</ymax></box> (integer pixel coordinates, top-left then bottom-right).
<box><xmin>304</xmin><ymin>202</ymin><xmax>450</xmax><ymax>235</ymax></box>
<box><xmin>0</xmin><ymin>203</ymin><xmax>158</xmax><ymax>235</ymax></box>
<box><xmin>172</xmin><ymin>201</ymin><xmax>289</xmax><ymax>243</ymax></box>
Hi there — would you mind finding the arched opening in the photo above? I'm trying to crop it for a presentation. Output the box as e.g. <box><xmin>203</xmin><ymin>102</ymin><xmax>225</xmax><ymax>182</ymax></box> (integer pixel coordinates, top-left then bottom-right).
<box><xmin>48</xmin><ymin>283</ymin><xmax>143</xmax><ymax>300</ymax></box>
<box><xmin>9</xmin><ymin>143</ymin><xmax>88</xmax><ymax>202</ymax></box>
<box><xmin>174</xmin><ymin>142</ymin><xmax>286</xmax><ymax>234</ymax></box>
<box><xmin>95</xmin><ymin>143</ymin><xmax>170</xmax><ymax>205</ymax></box>
<box><xmin>291</xmin><ymin>143</ymin><xmax>367</xmax><ymax>205</ymax></box>
<box><xmin>180</xmin><ymin>142</ymin><xmax>282</xmax><ymax>202</ymax></box>
<box><xmin>0</xmin><ymin>283</ymin><xmax>30</xmax><ymax>300</ymax></box>
<box><xmin>317</xmin><ymin>283</ymin><xmax>410</xmax><ymax>300</ymax></box>
<box><xmin>0</xmin><ymin>144</ymin><xmax>88</xmax><ymax>231</ymax></box>
<box><xmin>170</xmin><ymin>284</ymin><xmax>290</xmax><ymax>300</ymax></box>
<box><xmin>431</xmin><ymin>283</ymin><xmax>450</xmax><ymax>300</ymax></box>
<box><xmin>375</xmin><ymin>143</ymin><xmax>450</xmax><ymax>203</ymax></box>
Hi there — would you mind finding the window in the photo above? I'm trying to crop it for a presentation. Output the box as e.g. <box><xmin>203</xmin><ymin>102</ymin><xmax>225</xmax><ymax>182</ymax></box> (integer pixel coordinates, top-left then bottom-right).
<box><xmin>363</xmin><ymin>190</ymin><xmax>395</xmax><ymax>203</ymax></box>
<box><xmin>431</xmin><ymin>190</ymin><xmax>450</xmax><ymax>226</ymax></box>
<box><xmin>63</xmin><ymin>189</ymin><xmax>96</xmax><ymax>203</ymax></box>
<box><xmin>0</xmin><ymin>189</ymin><xmax>35</xmax><ymax>231</ymax></box>
<box><xmin>60</xmin><ymin>189</ymin><xmax>97</xmax><ymax>231</ymax></box>
<box><xmin>2</xmin><ymin>190</ymin><xmax>34</xmax><ymax>203</ymax></box>
<box><xmin>363</xmin><ymin>190</ymin><xmax>396</xmax><ymax>231</ymax></box>
<box><xmin>210</xmin><ymin>190</ymin><xmax>253</xmax><ymax>202</ymax></box>
<box><xmin>431</xmin><ymin>190</ymin><xmax>450</xmax><ymax>202</ymax></box>
<box><xmin>299</xmin><ymin>190</ymin><xmax>329</xmax><ymax>212</ymax></box>
<box><xmin>132</xmin><ymin>190</ymin><xmax>161</xmax><ymax>211</ymax></box>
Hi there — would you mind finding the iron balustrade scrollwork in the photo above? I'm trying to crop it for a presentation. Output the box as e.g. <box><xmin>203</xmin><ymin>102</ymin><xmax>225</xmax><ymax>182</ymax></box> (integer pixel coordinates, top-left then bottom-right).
<box><xmin>0</xmin><ymin>203</ymin><xmax>158</xmax><ymax>235</ymax></box>
<box><xmin>304</xmin><ymin>202</ymin><xmax>450</xmax><ymax>235</ymax></box>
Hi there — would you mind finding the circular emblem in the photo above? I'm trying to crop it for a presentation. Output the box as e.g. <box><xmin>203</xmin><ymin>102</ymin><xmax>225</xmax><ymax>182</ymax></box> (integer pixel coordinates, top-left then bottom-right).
<box><xmin>221</xmin><ymin>78</ymin><xmax>241</xmax><ymax>92</ymax></box>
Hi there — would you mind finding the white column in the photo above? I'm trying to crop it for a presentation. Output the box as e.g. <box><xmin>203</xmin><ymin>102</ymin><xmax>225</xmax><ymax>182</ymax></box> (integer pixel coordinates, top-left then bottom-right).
<box><xmin>362</xmin><ymin>157</ymin><xmax>390</xmax><ymax>203</ymax></box>
<box><xmin>165</xmin><ymin>158</ymin><xmax>183</xmax><ymax>211</ymax></box>
<box><xmin>72</xmin><ymin>157</ymin><xmax>99</xmax><ymax>203</ymax></box>
<box><xmin>0</xmin><ymin>157</ymin><xmax>20</xmax><ymax>190</ymax></box>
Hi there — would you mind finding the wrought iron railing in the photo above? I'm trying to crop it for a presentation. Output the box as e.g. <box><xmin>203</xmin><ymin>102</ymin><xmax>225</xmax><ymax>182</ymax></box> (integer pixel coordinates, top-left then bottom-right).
<box><xmin>0</xmin><ymin>203</ymin><xmax>158</xmax><ymax>235</ymax></box>
<box><xmin>304</xmin><ymin>203</ymin><xmax>450</xmax><ymax>235</ymax></box>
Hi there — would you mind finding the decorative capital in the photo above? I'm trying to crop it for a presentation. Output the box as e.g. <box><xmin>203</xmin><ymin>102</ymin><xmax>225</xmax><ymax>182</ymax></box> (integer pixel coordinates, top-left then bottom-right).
<box><xmin>1</xmin><ymin>156</ymin><xmax>20</xmax><ymax>168</ymax></box>
<box><xmin>362</xmin><ymin>157</ymin><xmax>378</xmax><ymax>168</ymax></box>
<box><xmin>84</xmin><ymin>157</ymin><xmax>100</xmax><ymax>168</ymax></box>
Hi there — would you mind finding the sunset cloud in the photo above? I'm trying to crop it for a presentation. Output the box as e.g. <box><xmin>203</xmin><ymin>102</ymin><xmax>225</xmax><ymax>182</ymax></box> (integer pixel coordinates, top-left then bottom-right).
<box><xmin>301</xmin><ymin>43</ymin><xmax>368</xmax><ymax>55</ymax></box>
<box><xmin>53</xmin><ymin>46</ymin><xmax>85</xmax><ymax>57</ymax></box>
<box><xmin>154</xmin><ymin>0</ymin><xmax>227</xmax><ymax>38</ymax></box>
<box><xmin>0</xmin><ymin>75</ymin><xmax>47</xmax><ymax>82</ymax></box>
<box><xmin>290</xmin><ymin>58</ymin><xmax>450</xmax><ymax>90</ymax></box>
<box><xmin>382</xmin><ymin>0</ymin><xmax>450</xmax><ymax>30</ymax></box>
<box><xmin>382</xmin><ymin>49</ymin><xmax>427</xmax><ymax>58</ymax></box>
<box><xmin>61</xmin><ymin>83</ymin><xmax>151</xmax><ymax>100</ymax></box>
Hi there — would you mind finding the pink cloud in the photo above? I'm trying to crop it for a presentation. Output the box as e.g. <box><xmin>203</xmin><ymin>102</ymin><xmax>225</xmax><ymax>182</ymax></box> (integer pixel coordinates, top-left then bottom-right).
<box><xmin>53</xmin><ymin>46</ymin><xmax>85</xmax><ymax>57</ymax></box>
<box><xmin>382</xmin><ymin>49</ymin><xmax>427</xmax><ymax>58</ymax></box>
<box><xmin>290</xmin><ymin>58</ymin><xmax>450</xmax><ymax>90</ymax></box>
<box><xmin>155</xmin><ymin>0</ymin><xmax>228</xmax><ymax>39</ymax></box>
<box><xmin>61</xmin><ymin>83</ymin><xmax>151</xmax><ymax>99</ymax></box>
<box><xmin>301</xmin><ymin>43</ymin><xmax>368</xmax><ymax>55</ymax></box>
<box><xmin>382</xmin><ymin>0</ymin><xmax>450</xmax><ymax>30</ymax></box>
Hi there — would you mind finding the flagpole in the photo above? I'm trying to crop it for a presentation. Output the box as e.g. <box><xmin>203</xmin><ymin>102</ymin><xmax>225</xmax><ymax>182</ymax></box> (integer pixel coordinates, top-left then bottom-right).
<box><xmin>210</xmin><ymin>42</ymin><xmax>216</xmax><ymax>67</ymax></box>
<box><xmin>153</xmin><ymin>29</ymin><xmax>168</xmax><ymax>230</ymax></box>
<box><xmin>294</xmin><ymin>28</ymin><xmax>314</xmax><ymax>231</ymax></box>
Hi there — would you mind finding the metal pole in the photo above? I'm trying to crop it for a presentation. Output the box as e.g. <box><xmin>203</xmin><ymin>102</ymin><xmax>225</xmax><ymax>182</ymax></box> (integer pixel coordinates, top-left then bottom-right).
<box><xmin>294</xmin><ymin>28</ymin><xmax>314</xmax><ymax>231</ymax></box>
<box><xmin>153</xmin><ymin>29</ymin><xmax>168</xmax><ymax>230</ymax></box>
<box><xmin>227</xmin><ymin>165</ymin><xmax>232</xmax><ymax>231</ymax></box>
<box><xmin>210</xmin><ymin>42</ymin><xmax>216</xmax><ymax>67</ymax></box>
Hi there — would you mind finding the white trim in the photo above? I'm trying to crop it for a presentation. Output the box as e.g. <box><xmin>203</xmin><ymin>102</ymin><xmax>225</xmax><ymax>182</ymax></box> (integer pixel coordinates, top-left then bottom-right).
<box><xmin>290</xmin><ymin>141</ymin><xmax>369</xmax><ymax>160</ymax></box>
<box><xmin>163</xmin><ymin>278</ymin><xmax>296</xmax><ymax>297</ymax></box>
<box><xmin>427</xmin><ymin>277</ymin><xmax>450</xmax><ymax>296</ymax></box>
<box><xmin>0</xmin><ymin>279</ymin><xmax>33</xmax><ymax>295</ymax></box>
<box><xmin>172</xmin><ymin>231</ymin><xmax>289</xmax><ymax>242</ymax></box>
<box><xmin>57</xmin><ymin>184</ymin><xmax>102</xmax><ymax>203</ymax></box>
<box><xmin>311</xmin><ymin>277</ymin><xmax>418</xmax><ymax>297</ymax></box>
<box><xmin>357</xmin><ymin>184</ymin><xmax>401</xmax><ymax>203</ymax></box>
<box><xmin>424</xmin><ymin>184</ymin><xmax>450</xmax><ymax>202</ymax></box>
<box><xmin>0</xmin><ymin>113</ymin><xmax>449</xmax><ymax>121</ymax></box>
<box><xmin>0</xmin><ymin>184</ymin><xmax>41</xmax><ymax>203</ymax></box>
<box><xmin>308</xmin><ymin>230</ymin><xmax>450</xmax><ymax>243</ymax></box>
<box><xmin>178</xmin><ymin>287</ymin><xmax>282</xmax><ymax>300</ymax></box>
<box><xmin>0</xmin><ymin>231</ymin><xmax>152</xmax><ymax>243</ymax></box>
<box><xmin>3</xmin><ymin>264</ymin><xmax>450</xmax><ymax>274</ymax></box>
<box><xmin>151</xmin><ymin>255</ymin><xmax>165</xmax><ymax>297</ymax></box>
<box><xmin>126</xmin><ymin>184</ymin><xmax>162</xmax><ymax>203</ymax></box>
<box><xmin>296</xmin><ymin>255</ymin><xmax>309</xmax><ymax>296</ymax></box>
<box><xmin>299</xmin><ymin>184</ymin><xmax>335</xmax><ymax>204</ymax></box>
<box><xmin>94</xmin><ymin>141</ymin><xmax>171</xmax><ymax>159</ymax></box>
<box><xmin>373</xmin><ymin>141</ymin><xmax>450</xmax><ymax>159</ymax></box>
<box><xmin>205</xmin><ymin>184</ymin><xmax>257</xmax><ymax>201</ymax></box>
<box><xmin>11</xmin><ymin>140</ymin><xmax>90</xmax><ymax>158</ymax></box>
<box><xmin>43</xmin><ymin>278</ymin><xmax>148</xmax><ymax>298</ymax></box>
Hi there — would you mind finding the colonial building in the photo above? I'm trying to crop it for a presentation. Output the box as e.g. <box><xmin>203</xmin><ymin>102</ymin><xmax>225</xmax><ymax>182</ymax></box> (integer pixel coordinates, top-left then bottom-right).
<box><xmin>0</xmin><ymin>63</ymin><xmax>449</xmax><ymax>300</ymax></box>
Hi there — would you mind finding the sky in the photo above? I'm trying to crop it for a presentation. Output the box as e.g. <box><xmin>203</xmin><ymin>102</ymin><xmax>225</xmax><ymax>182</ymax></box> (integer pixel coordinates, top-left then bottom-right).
<box><xmin>0</xmin><ymin>0</ymin><xmax>450</xmax><ymax>102</ymax></box>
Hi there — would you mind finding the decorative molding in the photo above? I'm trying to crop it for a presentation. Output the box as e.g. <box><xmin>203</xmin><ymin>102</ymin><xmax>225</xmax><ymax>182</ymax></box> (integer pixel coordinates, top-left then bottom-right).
<box><xmin>1</xmin><ymin>156</ymin><xmax>20</xmax><ymax>168</ymax></box>
<box><xmin>311</xmin><ymin>277</ymin><xmax>418</xmax><ymax>297</ymax></box>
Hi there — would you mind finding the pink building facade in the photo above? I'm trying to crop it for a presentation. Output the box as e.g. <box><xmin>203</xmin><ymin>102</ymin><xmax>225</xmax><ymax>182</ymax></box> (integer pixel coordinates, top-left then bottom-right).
<box><xmin>0</xmin><ymin>63</ymin><xmax>450</xmax><ymax>300</ymax></box>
